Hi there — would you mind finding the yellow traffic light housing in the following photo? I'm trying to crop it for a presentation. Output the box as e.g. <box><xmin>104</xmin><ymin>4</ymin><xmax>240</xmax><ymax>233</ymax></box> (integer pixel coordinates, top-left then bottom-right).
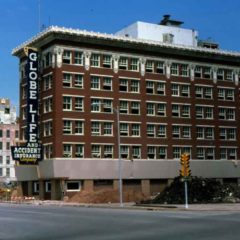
<box><xmin>180</xmin><ymin>153</ymin><xmax>191</xmax><ymax>178</ymax></box>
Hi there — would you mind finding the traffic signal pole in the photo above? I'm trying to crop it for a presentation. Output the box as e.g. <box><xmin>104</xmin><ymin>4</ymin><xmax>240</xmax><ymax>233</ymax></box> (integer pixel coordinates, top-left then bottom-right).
<box><xmin>179</xmin><ymin>153</ymin><xmax>191</xmax><ymax>209</ymax></box>
<box><xmin>184</xmin><ymin>180</ymin><xmax>189</xmax><ymax>209</ymax></box>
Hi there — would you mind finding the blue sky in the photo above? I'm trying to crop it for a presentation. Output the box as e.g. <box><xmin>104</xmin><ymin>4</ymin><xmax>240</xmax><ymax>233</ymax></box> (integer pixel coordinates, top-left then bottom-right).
<box><xmin>1</xmin><ymin>0</ymin><xmax>240</xmax><ymax>109</ymax></box>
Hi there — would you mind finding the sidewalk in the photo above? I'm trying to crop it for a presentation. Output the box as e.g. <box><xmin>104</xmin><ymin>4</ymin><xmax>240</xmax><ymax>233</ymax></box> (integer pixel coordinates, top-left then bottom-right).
<box><xmin>5</xmin><ymin>199</ymin><xmax>240</xmax><ymax>211</ymax></box>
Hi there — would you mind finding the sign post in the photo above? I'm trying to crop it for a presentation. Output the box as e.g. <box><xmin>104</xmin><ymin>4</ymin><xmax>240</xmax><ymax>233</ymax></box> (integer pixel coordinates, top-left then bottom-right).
<box><xmin>179</xmin><ymin>153</ymin><xmax>191</xmax><ymax>209</ymax></box>
<box><xmin>11</xmin><ymin>47</ymin><xmax>42</xmax><ymax>164</ymax></box>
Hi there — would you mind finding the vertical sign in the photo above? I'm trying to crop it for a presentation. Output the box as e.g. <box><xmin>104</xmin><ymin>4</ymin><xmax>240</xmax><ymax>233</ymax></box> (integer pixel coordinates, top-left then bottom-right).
<box><xmin>11</xmin><ymin>47</ymin><xmax>42</xmax><ymax>164</ymax></box>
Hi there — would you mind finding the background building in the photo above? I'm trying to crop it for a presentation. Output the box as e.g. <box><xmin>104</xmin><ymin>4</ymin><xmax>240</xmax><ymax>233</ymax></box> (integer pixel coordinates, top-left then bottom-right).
<box><xmin>13</xmin><ymin>16</ymin><xmax>240</xmax><ymax>201</ymax></box>
<box><xmin>0</xmin><ymin>98</ymin><xmax>19</xmax><ymax>182</ymax></box>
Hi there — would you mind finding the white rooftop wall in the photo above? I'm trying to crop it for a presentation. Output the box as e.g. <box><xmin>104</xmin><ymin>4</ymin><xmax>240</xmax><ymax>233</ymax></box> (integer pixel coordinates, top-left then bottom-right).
<box><xmin>115</xmin><ymin>21</ymin><xmax>198</xmax><ymax>47</ymax></box>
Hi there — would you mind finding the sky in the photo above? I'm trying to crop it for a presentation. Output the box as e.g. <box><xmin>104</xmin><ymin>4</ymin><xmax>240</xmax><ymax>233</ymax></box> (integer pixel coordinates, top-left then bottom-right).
<box><xmin>1</xmin><ymin>0</ymin><xmax>240</xmax><ymax>109</ymax></box>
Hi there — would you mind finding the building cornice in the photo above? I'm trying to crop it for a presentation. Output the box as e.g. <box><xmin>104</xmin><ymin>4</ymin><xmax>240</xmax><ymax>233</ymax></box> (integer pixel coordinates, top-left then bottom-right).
<box><xmin>12</xmin><ymin>25</ymin><xmax>240</xmax><ymax>61</ymax></box>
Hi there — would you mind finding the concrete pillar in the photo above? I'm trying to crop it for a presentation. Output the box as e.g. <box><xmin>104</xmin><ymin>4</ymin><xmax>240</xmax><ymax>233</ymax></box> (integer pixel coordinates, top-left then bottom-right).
<box><xmin>51</xmin><ymin>179</ymin><xmax>57</xmax><ymax>200</ymax></box>
<box><xmin>141</xmin><ymin>180</ymin><xmax>150</xmax><ymax>196</ymax></box>
<box><xmin>84</xmin><ymin>180</ymin><xmax>94</xmax><ymax>192</ymax></box>
<box><xmin>113</xmin><ymin>180</ymin><xmax>119</xmax><ymax>190</ymax></box>
<box><xmin>39</xmin><ymin>180</ymin><xmax>44</xmax><ymax>200</ymax></box>
<box><xmin>27</xmin><ymin>181</ymin><xmax>33</xmax><ymax>197</ymax></box>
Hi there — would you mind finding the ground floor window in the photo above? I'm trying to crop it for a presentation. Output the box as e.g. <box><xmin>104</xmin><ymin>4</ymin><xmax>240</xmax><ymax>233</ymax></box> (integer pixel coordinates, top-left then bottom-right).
<box><xmin>66</xmin><ymin>181</ymin><xmax>81</xmax><ymax>192</ymax></box>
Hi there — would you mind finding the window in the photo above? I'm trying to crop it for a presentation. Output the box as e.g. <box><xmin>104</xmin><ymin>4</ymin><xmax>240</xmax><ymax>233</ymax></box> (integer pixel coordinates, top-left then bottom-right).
<box><xmin>63</xmin><ymin>97</ymin><xmax>72</xmax><ymax>110</ymax></box>
<box><xmin>146</xmin><ymin>103</ymin><xmax>155</xmax><ymax>115</ymax></box>
<box><xmin>172</xmin><ymin>126</ymin><xmax>180</xmax><ymax>138</ymax></box>
<box><xmin>180</xmin><ymin>64</ymin><xmax>188</xmax><ymax>77</ymax></box>
<box><xmin>132</xmin><ymin>124</ymin><xmax>140</xmax><ymax>136</ymax></box>
<box><xmin>119</xmin><ymin>79</ymin><xmax>128</xmax><ymax>92</ymax></box>
<box><xmin>131</xmin><ymin>102</ymin><xmax>140</xmax><ymax>115</ymax></box>
<box><xmin>172</xmin><ymin>105</ymin><xmax>180</xmax><ymax>117</ymax></box>
<box><xmin>146</xmin><ymin>61</ymin><xmax>154</xmax><ymax>73</ymax></box>
<box><xmin>182</xmin><ymin>126</ymin><xmax>191</xmax><ymax>138</ymax></box>
<box><xmin>219</xmin><ymin>128</ymin><xmax>236</xmax><ymax>140</ymax></box>
<box><xmin>43</xmin><ymin>74</ymin><xmax>52</xmax><ymax>91</ymax></box>
<box><xmin>91</xmin><ymin>122</ymin><xmax>100</xmax><ymax>136</ymax></box>
<box><xmin>147</xmin><ymin>146</ymin><xmax>156</xmax><ymax>159</ymax></box>
<box><xmin>75</xmin><ymin>97</ymin><xmax>84</xmax><ymax>112</ymax></box>
<box><xmin>45</xmin><ymin>182</ymin><xmax>51</xmax><ymax>193</ymax></box>
<box><xmin>75</xmin><ymin>121</ymin><xmax>84</xmax><ymax>135</ymax></box>
<box><xmin>63</xmin><ymin>73</ymin><xmax>72</xmax><ymax>87</ymax></box>
<box><xmin>44</xmin><ymin>145</ymin><xmax>52</xmax><ymax>159</ymax></box>
<box><xmin>33</xmin><ymin>182</ymin><xmax>39</xmax><ymax>193</ymax></box>
<box><xmin>158</xmin><ymin>125</ymin><xmax>166</xmax><ymax>138</ymax></box>
<box><xmin>158</xmin><ymin>147</ymin><xmax>167</xmax><ymax>159</ymax></box>
<box><xmin>120</xmin><ymin>146</ymin><xmax>129</xmax><ymax>159</ymax></box>
<box><xmin>63</xmin><ymin>144</ymin><xmax>72</xmax><ymax>158</ymax></box>
<box><xmin>226</xmin><ymin>70</ymin><xmax>233</xmax><ymax>81</ymax></box>
<box><xmin>119</xmin><ymin>101</ymin><xmax>128</xmax><ymax>114</ymax></box>
<box><xmin>90</xmin><ymin>54</ymin><xmax>100</xmax><ymax>67</ymax></box>
<box><xmin>74</xmin><ymin>51</ymin><xmax>83</xmax><ymax>65</ymax></box>
<box><xmin>130</xmin><ymin>80</ymin><xmax>139</xmax><ymax>93</ymax></box>
<box><xmin>103</xmin><ymin>55</ymin><xmax>112</xmax><ymax>68</ymax></box>
<box><xmin>74</xmin><ymin>74</ymin><xmax>83</xmax><ymax>88</ymax></box>
<box><xmin>103</xmin><ymin>145</ymin><xmax>113</xmax><ymax>158</ymax></box>
<box><xmin>45</xmin><ymin>52</ymin><xmax>52</xmax><ymax>67</ymax></box>
<box><xmin>6</xmin><ymin>130</ymin><xmax>10</xmax><ymax>138</ymax></box>
<box><xmin>0</xmin><ymin>130</ymin><xmax>2</xmax><ymax>138</ymax></box>
<box><xmin>91</xmin><ymin>76</ymin><xmax>100</xmax><ymax>89</ymax></box>
<box><xmin>173</xmin><ymin>147</ymin><xmax>191</xmax><ymax>159</ymax></box>
<box><xmin>157</xmin><ymin>82</ymin><xmax>165</xmax><ymax>95</ymax></box>
<box><xmin>43</xmin><ymin>97</ymin><xmax>53</xmax><ymax>113</ymax></box>
<box><xmin>103</xmin><ymin>77</ymin><xmax>112</xmax><ymax>91</ymax></box>
<box><xmin>132</xmin><ymin>146</ymin><xmax>141</xmax><ymax>159</ymax></box>
<box><xmin>196</xmin><ymin>148</ymin><xmax>214</xmax><ymax>160</ymax></box>
<box><xmin>63</xmin><ymin>120</ymin><xmax>72</xmax><ymax>134</ymax></box>
<box><xmin>146</xmin><ymin>81</ymin><xmax>154</xmax><ymax>94</ymax></box>
<box><xmin>220</xmin><ymin>148</ymin><xmax>237</xmax><ymax>160</ymax></box>
<box><xmin>218</xmin><ymin>88</ymin><xmax>234</xmax><ymax>101</ymax></box>
<box><xmin>103</xmin><ymin>122</ymin><xmax>113</xmax><ymax>135</ymax></box>
<box><xmin>15</xmin><ymin>130</ymin><xmax>19</xmax><ymax>138</ymax></box>
<box><xmin>75</xmin><ymin>145</ymin><xmax>84</xmax><ymax>158</ymax></box>
<box><xmin>66</xmin><ymin>181</ymin><xmax>81</xmax><ymax>191</ymax></box>
<box><xmin>182</xmin><ymin>105</ymin><xmax>190</xmax><ymax>118</ymax></box>
<box><xmin>156</xmin><ymin>61</ymin><xmax>164</xmax><ymax>74</ymax></box>
<box><xmin>0</xmin><ymin>142</ymin><xmax>2</xmax><ymax>150</ymax></box>
<box><xmin>120</xmin><ymin>123</ymin><xmax>129</xmax><ymax>136</ymax></box>
<box><xmin>0</xmin><ymin>168</ymin><xmax>2</xmax><ymax>176</ymax></box>
<box><xmin>203</xmin><ymin>67</ymin><xmax>211</xmax><ymax>79</ymax></box>
<box><xmin>91</xmin><ymin>99</ymin><xmax>100</xmax><ymax>112</ymax></box>
<box><xmin>196</xmin><ymin>106</ymin><xmax>213</xmax><ymax>119</ymax></box>
<box><xmin>147</xmin><ymin>124</ymin><xmax>155</xmax><ymax>137</ymax></box>
<box><xmin>91</xmin><ymin>145</ymin><xmax>100</xmax><ymax>158</ymax></box>
<box><xmin>170</xmin><ymin>63</ymin><xmax>178</xmax><ymax>75</ymax></box>
<box><xmin>119</xmin><ymin>57</ymin><xmax>128</xmax><ymax>70</ymax></box>
<box><xmin>103</xmin><ymin>99</ymin><xmax>113</xmax><ymax>113</ymax></box>
<box><xmin>218</xmin><ymin>108</ymin><xmax>235</xmax><ymax>120</ymax></box>
<box><xmin>172</xmin><ymin>84</ymin><xmax>190</xmax><ymax>97</ymax></box>
<box><xmin>217</xmin><ymin>69</ymin><xmax>224</xmax><ymax>80</ymax></box>
<box><xmin>157</xmin><ymin>103</ymin><xmax>166</xmax><ymax>116</ymax></box>
<box><xmin>63</xmin><ymin>50</ymin><xmax>72</xmax><ymax>64</ymax></box>
<box><xmin>6</xmin><ymin>156</ymin><xmax>10</xmax><ymax>165</ymax></box>
<box><xmin>43</xmin><ymin>121</ymin><xmax>52</xmax><ymax>136</ymax></box>
<box><xmin>130</xmin><ymin>58</ymin><xmax>139</xmax><ymax>71</ymax></box>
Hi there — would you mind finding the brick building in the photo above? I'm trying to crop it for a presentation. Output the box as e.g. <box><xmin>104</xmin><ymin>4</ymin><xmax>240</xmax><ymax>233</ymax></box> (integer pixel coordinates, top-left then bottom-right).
<box><xmin>13</xmin><ymin>16</ymin><xmax>240</xmax><ymax>200</ymax></box>
<box><xmin>0</xmin><ymin>98</ymin><xmax>19</xmax><ymax>182</ymax></box>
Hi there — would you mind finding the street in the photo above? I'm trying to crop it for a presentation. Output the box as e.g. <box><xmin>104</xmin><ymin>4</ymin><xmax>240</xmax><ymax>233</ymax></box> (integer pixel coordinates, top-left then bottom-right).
<box><xmin>0</xmin><ymin>203</ymin><xmax>239</xmax><ymax>240</ymax></box>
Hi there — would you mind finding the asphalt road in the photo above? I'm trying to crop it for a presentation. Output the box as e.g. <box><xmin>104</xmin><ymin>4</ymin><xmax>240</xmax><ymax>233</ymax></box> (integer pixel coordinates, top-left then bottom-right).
<box><xmin>0</xmin><ymin>203</ymin><xmax>239</xmax><ymax>240</ymax></box>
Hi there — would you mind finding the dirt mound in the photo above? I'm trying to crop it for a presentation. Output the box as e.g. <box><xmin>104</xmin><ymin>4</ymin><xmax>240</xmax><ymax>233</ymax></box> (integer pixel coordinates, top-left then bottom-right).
<box><xmin>67</xmin><ymin>189</ymin><xmax>148</xmax><ymax>204</ymax></box>
<box><xmin>146</xmin><ymin>177</ymin><xmax>240</xmax><ymax>204</ymax></box>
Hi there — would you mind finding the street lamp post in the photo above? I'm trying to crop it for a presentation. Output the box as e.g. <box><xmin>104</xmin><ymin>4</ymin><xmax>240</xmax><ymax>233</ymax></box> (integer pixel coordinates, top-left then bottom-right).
<box><xmin>91</xmin><ymin>103</ymin><xmax>123</xmax><ymax>207</ymax></box>
<box><xmin>115</xmin><ymin>106</ymin><xmax>123</xmax><ymax>207</ymax></box>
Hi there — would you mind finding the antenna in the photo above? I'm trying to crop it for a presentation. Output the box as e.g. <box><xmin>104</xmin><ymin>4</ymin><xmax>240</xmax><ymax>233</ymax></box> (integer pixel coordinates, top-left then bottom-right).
<box><xmin>38</xmin><ymin>0</ymin><xmax>41</xmax><ymax>32</ymax></box>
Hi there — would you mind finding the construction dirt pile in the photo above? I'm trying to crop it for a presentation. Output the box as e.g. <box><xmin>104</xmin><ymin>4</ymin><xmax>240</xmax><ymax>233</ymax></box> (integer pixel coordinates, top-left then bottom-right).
<box><xmin>145</xmin><ymin>177</ymin><xmax>240</xmax><ymax>204</ymax></box>
<box><xmin>67</xmin><ymin>189</ymin><xmax>148</xmax><ymax>204</ymax></box>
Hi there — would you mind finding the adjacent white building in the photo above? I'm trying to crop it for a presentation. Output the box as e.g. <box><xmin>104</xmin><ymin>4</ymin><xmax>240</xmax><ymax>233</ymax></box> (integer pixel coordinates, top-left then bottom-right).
<box><xmin>0</xmin><ymin>98</ymin><xmax>19</xmax><ymax>182</ymax></box>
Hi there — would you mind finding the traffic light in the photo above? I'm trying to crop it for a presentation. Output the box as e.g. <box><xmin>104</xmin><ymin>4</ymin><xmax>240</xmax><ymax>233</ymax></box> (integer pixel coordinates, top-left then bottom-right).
<box><xmin>179</xmin><ymin>153</ymin><xmax>191</xmax><ymax>177</ymax></box>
